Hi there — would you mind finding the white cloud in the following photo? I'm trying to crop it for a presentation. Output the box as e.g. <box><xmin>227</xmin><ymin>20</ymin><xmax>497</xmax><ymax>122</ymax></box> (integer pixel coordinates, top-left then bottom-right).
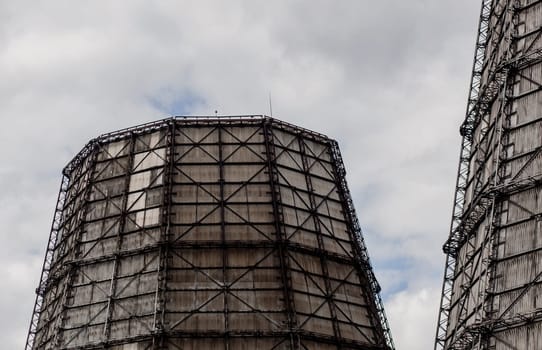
<box><xmin>387</xmin><ymin>287</ymin><xmax>442</xmax><ymax>350</ymax></box>
<box><xmin>0</xmin><ymin>1</ymin><xmax>481</xmax><ymax>349</ymax></box>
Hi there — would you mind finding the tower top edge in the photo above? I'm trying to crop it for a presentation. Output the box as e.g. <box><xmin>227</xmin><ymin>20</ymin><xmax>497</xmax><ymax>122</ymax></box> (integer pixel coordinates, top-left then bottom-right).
<box><xmin>62</xmin><ymin>115</ymin><xmax>336</xmax><ymax>177</ymax></box>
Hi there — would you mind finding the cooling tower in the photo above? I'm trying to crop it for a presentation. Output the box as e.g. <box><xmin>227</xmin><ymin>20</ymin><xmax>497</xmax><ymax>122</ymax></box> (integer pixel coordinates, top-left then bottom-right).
<box><xmin>435</xmin><ymin>1</ymin><xmax>542</xmax><ymax>349</ymax></box>
<box><xmin>26</xmin><ymin>116</ymin><xmax>394</xmax><ymax>350</ymax></box>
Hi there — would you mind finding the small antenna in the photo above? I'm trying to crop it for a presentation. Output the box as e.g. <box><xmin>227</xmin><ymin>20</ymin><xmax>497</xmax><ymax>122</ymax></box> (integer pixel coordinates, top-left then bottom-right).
<box><xmin>268</xmin><ymin>92</ymin><xmax>273</xmax><ymax>117</ymax></box>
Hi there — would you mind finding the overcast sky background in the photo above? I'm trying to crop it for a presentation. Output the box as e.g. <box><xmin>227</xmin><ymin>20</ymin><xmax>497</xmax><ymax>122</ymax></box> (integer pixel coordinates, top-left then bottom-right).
<box><xmin>1</xmin><ymin>1</ymin><xmax>481</xmax><ymax>349</ymax></box>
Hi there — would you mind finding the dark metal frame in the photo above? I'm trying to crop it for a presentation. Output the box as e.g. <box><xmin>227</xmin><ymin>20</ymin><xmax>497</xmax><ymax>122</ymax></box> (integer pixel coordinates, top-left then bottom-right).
<box><xmin>263</xmin><ymin>120</ymin><xmax>301</xmax><ymax>349</ymax></box>
<box><xmin>435</xmin><ymin>0</ymin><xmax>542</xmax><ymax>348</ymax></box>
<box><xmin>328</xmin><ymin>140</ymin><xmax>394</xmax><ymax>350</ymax></box>
<box><xmin>26</xmin><ymin>116</ymin><xmax>394</xmax><ymax>350</ymax></box>
<box><xmin>25</xmin><ymin>175</ymin><xmax>70</xmax><ymax>350</ymax></box>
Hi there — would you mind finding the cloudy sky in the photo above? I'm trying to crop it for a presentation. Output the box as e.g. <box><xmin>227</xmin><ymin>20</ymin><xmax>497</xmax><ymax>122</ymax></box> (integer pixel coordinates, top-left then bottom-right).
<box><xmin>1</xmin><ymin>1</ymin><xmax>480</xmax><ymax>349</ymax></box>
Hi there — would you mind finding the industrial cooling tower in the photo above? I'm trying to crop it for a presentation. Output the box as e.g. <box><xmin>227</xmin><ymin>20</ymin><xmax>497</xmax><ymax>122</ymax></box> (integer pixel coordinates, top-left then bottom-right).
<box><xmin>435</xmin><ymin>1</ymin><xmax>542</xmax><ymax>349</ymax></box>
<box><xmin>25</xmin><ymin>116</ymin><xmax>393</xmax><ymax>350</ymax></box>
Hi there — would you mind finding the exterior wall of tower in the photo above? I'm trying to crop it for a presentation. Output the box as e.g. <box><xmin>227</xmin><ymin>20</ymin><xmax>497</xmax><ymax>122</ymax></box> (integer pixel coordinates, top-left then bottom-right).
<box><xmin>443</xmin><ymin>1</ymin><xmax>542</xmax><ymax>348</ymax></box>
<box><xmin>29</xmin><ymin>118</ymin><xmax>391</xmax><ymax>350</ymax></box>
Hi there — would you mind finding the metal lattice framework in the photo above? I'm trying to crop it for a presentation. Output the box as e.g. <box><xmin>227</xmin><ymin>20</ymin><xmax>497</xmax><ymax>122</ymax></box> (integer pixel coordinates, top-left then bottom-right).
<box><xmin>26</xmin><ymin>116</ymin><xmax>394</xmax><ymax>350</ymax></box>
<box><xmin>435</xmin><ymin>0</ymin><xmax>542</xmax><ymax>349</ymax></box>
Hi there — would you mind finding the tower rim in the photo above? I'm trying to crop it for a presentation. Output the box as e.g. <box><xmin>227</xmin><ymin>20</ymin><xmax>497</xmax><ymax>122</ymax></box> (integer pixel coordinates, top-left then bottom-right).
<box><xmin>63</xmin><ymin>115</ymin><xmax>333</xmax><ymax>177</ymax></box>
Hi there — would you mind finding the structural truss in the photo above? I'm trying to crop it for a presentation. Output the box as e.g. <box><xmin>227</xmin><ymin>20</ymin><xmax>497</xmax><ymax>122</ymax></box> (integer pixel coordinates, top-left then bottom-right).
<box><xmin>26</xmin><ymin>116</ymin><xmax>394</xmax><ymax>350</ymax></box>
<box><xmin>436</xmin><ymin>0</ymin><xmax>542</xmax><ymax>349</ymax></box>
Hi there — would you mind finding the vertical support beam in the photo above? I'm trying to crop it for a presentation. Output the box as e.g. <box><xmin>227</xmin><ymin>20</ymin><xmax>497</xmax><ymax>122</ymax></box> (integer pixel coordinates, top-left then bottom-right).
<box><xmin>54</xmin><ymin>145</ymin><xmax>98</xmax><ymax>347</ymax></box>
<box><xmin>474</xmin><ymin>73</ymin><xmax>511</xmax><ymax>350</ymax></box>
<box><xmin>26</xmin><ymin>174</ymin><xmax>71</xmax><ymax>350</ymax></box>
<box><xmin>477</xmin><ymin>5</ymin><xmax>520</xmax><ymax>344</ymax></box>
<box><xmin>263</xmin><ymin>120</ymin><xmax>300</xmax><ymax>349</ymax></box>
<box><xmin>153</xmin><ymin>119</ymin><xmax>176</xmax><ymax>348</ymax></box>
<box><xmin>53</xmin><ymin>144</ymin><xmax>99</xmax><ymax>348</ymax></box>
<box><xmin>298</xmin><ymin>135</ymin><xmax>342</xmax><ymax>347</ymax></box>
<box><xmin>218</xmin><ymin>122</ymin><xmax>230</xmax><ymax>350</ymax></box>
<box><xmin>103</xmin><ymin>133</ymin><xmax>136</xmax><ymax>341</ymax></box>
